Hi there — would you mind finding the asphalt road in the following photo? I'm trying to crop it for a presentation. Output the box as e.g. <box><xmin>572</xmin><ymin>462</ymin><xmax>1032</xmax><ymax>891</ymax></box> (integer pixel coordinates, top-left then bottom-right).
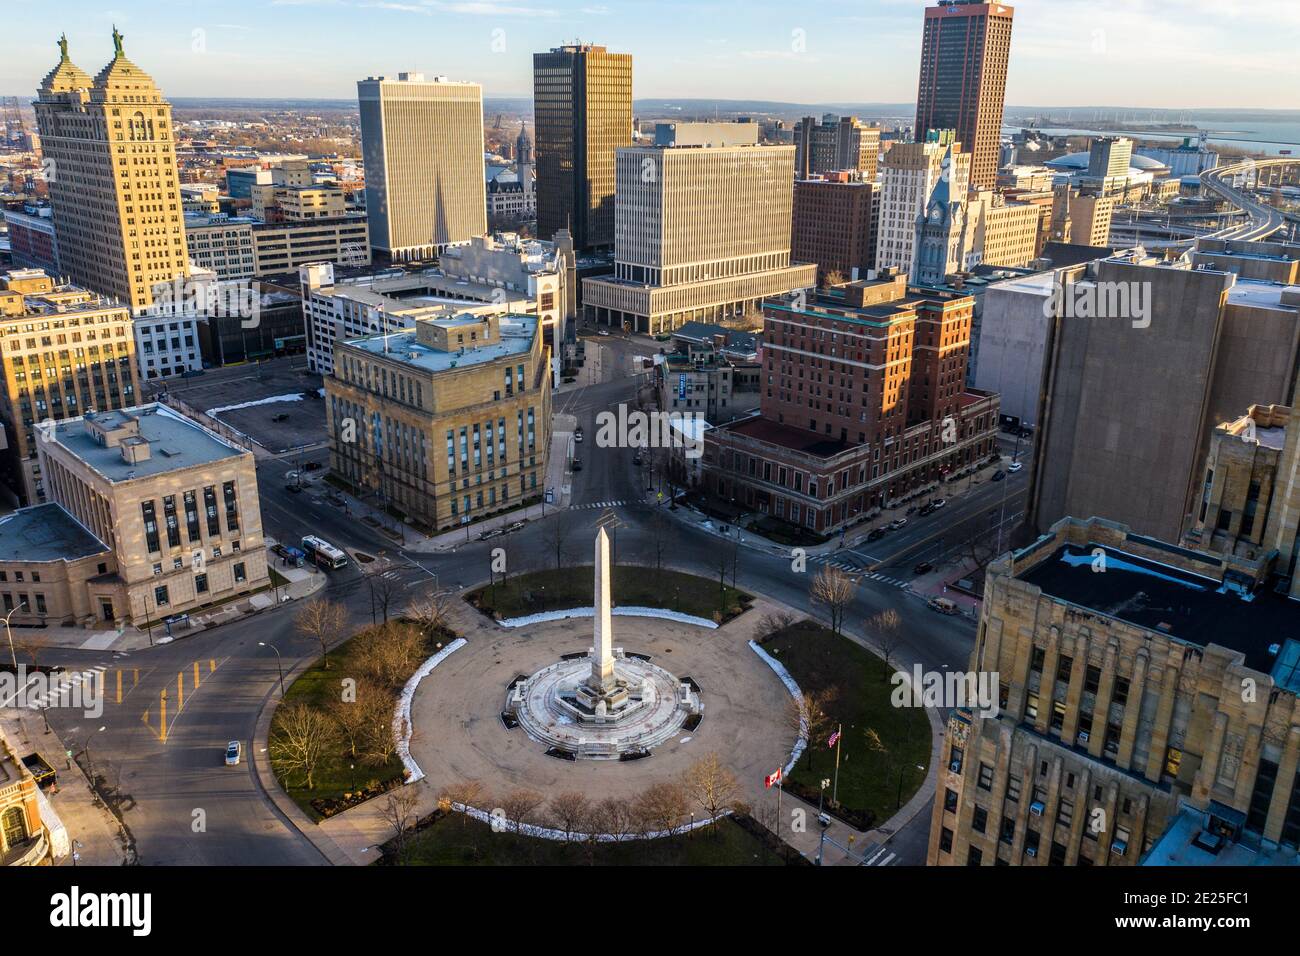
<box><xmin>33</xmin><ymin>330</ymin><xmax>993</xmax><ymax>865</ymax></box>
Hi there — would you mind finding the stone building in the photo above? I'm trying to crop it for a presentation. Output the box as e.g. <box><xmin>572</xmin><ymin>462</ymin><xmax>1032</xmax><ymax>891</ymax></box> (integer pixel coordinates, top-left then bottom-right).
<box><xmin>1</xmin><ymin>730</ymin><xmax>49</xmax><ymax>866</ymax></box>
<box><xmin>325</xmin><ymin>311</ymin><xmax>551</xmax><ymax>532</ymax></box>
<box><xmin>930</xmin><ymin>515</ymin><xmax>1300</xmax><ymax>866</ymax></box>
<box><xmin>34</xmin><ymin>31</ymin><xmax>189</xmax><ymax>312</ymax></box>
<box><xmin>35</xmin><ymin>404</ymin><xmax>269</xmax><ymax>626</ymax></box>
<box><xmin>0</xmin><ymin>268</ymin><xmax>141</xmax><ymax>506</ymax></box>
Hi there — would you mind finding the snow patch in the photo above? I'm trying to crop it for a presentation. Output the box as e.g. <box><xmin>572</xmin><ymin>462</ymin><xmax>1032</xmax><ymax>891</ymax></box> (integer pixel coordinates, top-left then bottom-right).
<box><xmin>393</xmin><ymin>638</ymin><xmax>467</xmax><ymax>783</ymax></box>
<box><xmin>749</xmin><ymin>639</ymin><xmax>807</xmax><ymax>776</ymax></box>
<box><xmin>497</xmin><ymin>606</ymin><xmax>718</xmax><ymax>629</ymax></box>
<box><xmin>449</xmin><ymin>802</ymin><xmax>730</xmax><ymax>842</ymax></box>
<box><xmin>205</xmin><ymin>392</ymin><xmax>305</xmax><ymax>416</ymax></box>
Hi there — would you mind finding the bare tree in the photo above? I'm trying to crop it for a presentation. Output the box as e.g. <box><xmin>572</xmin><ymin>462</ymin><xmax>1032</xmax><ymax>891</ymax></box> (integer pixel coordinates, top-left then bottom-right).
<box><xmin>870</xmin><ymin>608</ymin><xmax>904</xmax><ymax>675</ymax></box>
<box><xmin>327</xmin><ymin>677</ymin><xmax>389</xmax><ymax>760</ymax></box>
<box><xmin>786</xmin><ymin>687</ymin><xmax>840</xmax><ymax>770</ymax></box>
<box><xmin>352</xmin><ymin>622</ymin><xmax>427</xmax><ymax>690</ymax></box>
<box><xmin>296</xmin><ymin>598</ymin><xmax>348</xmax><ymax>670</ymax></box>
<box><xmin>439</xmin><ymin>778</ymin><xmax>486</xmax><ymax>820</ymax></box>
<box><xmin>547</xmin><ymin>511</ymin><xmax>573</xmax><ymax>570</ymax></box>
<box><xmin>549</xmin><ymin>790</ymin><xmax>591</xmax><ymax>845</ymax></box>
<box><xmin>682</xmin><ymin>752</ymin><xmax>739</xmax><ymax>834</ymax></box>
<box><xmin>365</xmin><ymin>563</ymin><xmax>403</xmax><ymax>624</ymax></box>
<box><xmin>649</xmin><ymin>509</ymin><xmax>669</xmax><ymax>572</ymax></box>
<box><xmin>635</xmin><ymin>780</ymin><xmax>690</xmax><ymax>837</ymax></box>
<box><xmin>500</xmin><ymin>788</ymin><xmax>546</xmax><ymax>835</ymax></box>
<box><xmin>823</xmin><ymin>269</ymin><xmax>846</xmax><ymax>288</ymax></box>
<box><xmin>360</xmin><ymin>684</ymin><xmax>400</xmax><ymax>766</ymax></box>
<box><xmin>270</xmin><ymin>700</ymin><xmax>337</xmax><ymax>790</ymax></box>
<box><xmin>810</xmin><ymin>565</ymin><xmax>856</xmax><ymax>637</ymax></box>
<box><xmin>405</xmin><ymin>591</ymin><xmax>452</xmax><ymax>638</ymax></box>
<box><xmin>591</xmin><ymin>796</ymin><xmax>637</xmax><ymax>843</ymax></box>
<box><xmin>380</xmin><ymin>787</ymin><xmax>421</xmax><ymax>862</ymax></box>
<box><xmin>756</xmin><ymin>611</ymin><xmax>796</xmax><ymax>642</ymax></box>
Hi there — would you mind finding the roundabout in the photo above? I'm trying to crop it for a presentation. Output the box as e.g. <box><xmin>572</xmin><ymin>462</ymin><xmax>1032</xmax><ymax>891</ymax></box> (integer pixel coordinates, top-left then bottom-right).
<box><xmin>405</xmin><ymin>531</ymin><xmax>797</xmax><ymax>808</ymax></box>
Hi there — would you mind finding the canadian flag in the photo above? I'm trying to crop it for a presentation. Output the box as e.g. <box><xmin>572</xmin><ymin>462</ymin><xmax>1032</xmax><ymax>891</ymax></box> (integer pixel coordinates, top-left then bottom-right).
<box><xmin>765</xmin><ymin>768</ymin><xmax>783</xmax><ymax>788</ymax></box>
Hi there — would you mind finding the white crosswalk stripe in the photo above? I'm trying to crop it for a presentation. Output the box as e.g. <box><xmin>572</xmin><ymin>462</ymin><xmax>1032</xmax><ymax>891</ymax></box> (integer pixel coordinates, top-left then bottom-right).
<box><xmin>576</xmin><ymin>500</ymin><xmax>627</xmax><ymax>510</ymax></box>
<box><xmin>811</xmin><ymin>554</ymin><xmax>910</xmax><ymax>589</ymax></box>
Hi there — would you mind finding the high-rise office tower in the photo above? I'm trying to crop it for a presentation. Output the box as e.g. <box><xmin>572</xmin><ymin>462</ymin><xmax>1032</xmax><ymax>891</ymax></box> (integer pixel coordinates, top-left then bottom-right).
<box><xmin>34</xmin><ymin>31</ymin><xmax>189</xmax><ymax>312</ymax></box>
<box><xmin>876</xmin><ymin>137</ymin><xmax>970</xmax><ymax>276</ymax></box>
<box><xmin>533</xmin><ymin>44</ymin><xmax>632</xmax><ymax>251</ymax></box>
<box><xmin>358</xmin><ymin>72</ymin><xmax>487</xmax><ymax>262</ymax></box>
<box><xmin>915</xmin><ymin>1</ymin><xmax>1014</xmax><ymax>191</ymax></box>
<box><xmin>793</xmin><ymin>114</ymin><xmax>881</xmax><ymax>180</ymax></box>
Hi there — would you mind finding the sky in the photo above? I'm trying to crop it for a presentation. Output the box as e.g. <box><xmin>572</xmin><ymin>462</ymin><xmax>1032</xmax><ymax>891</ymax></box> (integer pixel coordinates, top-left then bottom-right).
<box><xmin>4</xmin><ymin>0</ymin><xmax>1298</xmax><ymax>109</ymax></box>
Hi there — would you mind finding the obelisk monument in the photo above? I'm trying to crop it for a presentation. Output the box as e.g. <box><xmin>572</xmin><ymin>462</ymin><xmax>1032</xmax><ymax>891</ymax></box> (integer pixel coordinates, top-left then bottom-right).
<box><xmin>591</xmin><ymin>526</ymin><xmax>616</xmax><ymax>692</ymax></box>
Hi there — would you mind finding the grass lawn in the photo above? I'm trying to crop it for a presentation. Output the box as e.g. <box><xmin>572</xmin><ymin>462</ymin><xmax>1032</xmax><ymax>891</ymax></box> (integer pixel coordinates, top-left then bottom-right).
<box><xmin>759</xmin><ymin>620</ymin><xmax>930</xmax><ymax>828</ymax></box>
<box><xmin>391</xmin><ymin>813</ymin><xmax>792</xmax><ymax>866</ymax></box>
<box><xmin>270</xmin><ymin>634</ymin><xmax>408</xmax><ymax>820</ymax></box>
<box><xmin>468</xmin><ymin>565</ymin><xmax>751</xmax><ymax>623</ymax></box>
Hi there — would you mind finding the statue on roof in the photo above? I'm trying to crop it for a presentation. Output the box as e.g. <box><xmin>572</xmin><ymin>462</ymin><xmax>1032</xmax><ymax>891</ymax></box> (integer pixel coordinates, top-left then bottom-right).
<box><xmin>112</xmin><ymin>25</ymin><xmax>124</xmax><ymax>56</ymax></box>
<box><xmin>58</xmin><ymin>33</ymin><xmax>69</xmax><ymax>60</ymax></box>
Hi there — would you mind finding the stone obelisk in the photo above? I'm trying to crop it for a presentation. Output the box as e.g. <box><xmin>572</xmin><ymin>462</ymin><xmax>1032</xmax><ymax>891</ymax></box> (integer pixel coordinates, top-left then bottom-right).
<box><xmin>592</xmin><ymin>526</ymin><xmax>616</xmax><ymax>692</ymax></box>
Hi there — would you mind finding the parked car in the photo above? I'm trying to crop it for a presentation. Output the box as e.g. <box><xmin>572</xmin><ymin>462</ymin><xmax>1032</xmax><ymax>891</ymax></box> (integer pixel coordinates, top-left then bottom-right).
<box><xmin>931</xmin><ymin>498</ymin><xmax>946</xmax><ymax>510</ymax></box>
<box><xmin>597</xmin><ymin>329</ymin><xmax>610</xmax><ymax>336</ymax></box>
<box><xmin>1008</xmin><ymin>461</ymin><xmax>1023</xmax><ymax>473</ymax></box>
<box><xmin>303</xmin><ymin>461</ymin><xmax>324</xmax><ymax>471</ymax></box>
<box><xmin>284</xmin><ymin>483</ymin><xmax>303</xmax><ymax>494</ymax></box>
<box><xmin>867</xmin><ymin>528</ymin><xmax>887</xmax><ymax>542</ymax></box>
<box><xmin>574</xmin><ymin>430</ymin><xmax>584</xmax><ymax>443</ymax></box>
<box><xmin>572</xmin><ymin>458</ymin><xmax>583</xmax><ymax>471</ymax></box>
<box><xmin>225</xmin><ymin>741</ymin><xmax>241</xmax><ymax>766</ymax></box>
<box><xmin>928</xmin><ymin>597</ymin><xmax>958</xmax><ymax>615</ymax></box>
<box><xmin>992</xmin><ymin>470</ymin><xmax>1007</xmax><ymax>481</ymax></box>
<box><xmin>271</xmin><ymin>412</ymin><xmax>290</xmax><ymax>422</ymax></box>
<box><xmin>913</xmin><ymin>561</ymin><xmax>934</xmax><ymax>575</ymax></box>
<box><xmin>888</xmin><ymin>518</ymin><xmax>907</xmax><ymax>530</ymax></box>
<box><xmin>918</xmin><ymin>503</ymin><xmax>935</xmax><ymax>517</ymax></box>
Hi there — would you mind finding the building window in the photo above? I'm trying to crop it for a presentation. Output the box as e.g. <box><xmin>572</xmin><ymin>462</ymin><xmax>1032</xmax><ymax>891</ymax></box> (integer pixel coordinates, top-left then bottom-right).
<box><xmin>234</xmin><ymin>562</ymin><xmax>246</xmax><ymax>584</ymax></box>
<box><xmin>184</xmin><ymin>490</ymin><xmax>201</xmax><ymax>542</ymax></box>
<box><xmin>977</xmin><ymin>762</ymin><xmax>994</xmax><ymax>791</ymax></box>
<box><xmin>966</xmin><ymin>846</ymin><xmax>982</xmax><ymax>866</ymax></box>
<box><xmin>1</xmin><ymin>806</ymin><xmax>27</xmax><ymax>849</ymax></box>
<box><xmin>944</xmin><ymin>787</ymin><xmax>958</xmax><ymax>813</ymax></box>
<box><xmin>141</xmin><ymin>500</ymin><xmax>160</xmax><ymax>554</ymax></box>
<box><xmin>154</xmin><ymin>585</ymin><xmax>169</xmax><ymax>607</ymax></box>
<box><xmin>34</xmin><ymin>594</ymin><xmax>46</xmax><ymax>614</ymax></box>
<box><xmin>204</xmin><ymin>486</ymin><xmax>219</xmax><ymax>537</ymax></box>
<box><xmin>195</xmin><ymin>574</ymin><xmax>208</xmax><ymax>594</ymax></box>
<box><xmin>164</xmin><ymin>495</ymin><xmax>180</xmax><ymax>548</ymax></box>
<box><xmin>223</xmin><ymin>481</ymin><xmax>239</xmax><ymax>532</ymax></box>
<box><xmin>972</xmin><ymin>806</ymin><xmax>988</xmax><ymax>834</ymax></box>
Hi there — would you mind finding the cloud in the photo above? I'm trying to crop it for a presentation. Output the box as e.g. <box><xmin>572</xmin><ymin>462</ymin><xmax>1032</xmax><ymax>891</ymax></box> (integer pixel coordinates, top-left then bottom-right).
<box><xmin>421</xmin><ymin>0</ymin><xmax>558</xmax><ymax>15</ymax></box>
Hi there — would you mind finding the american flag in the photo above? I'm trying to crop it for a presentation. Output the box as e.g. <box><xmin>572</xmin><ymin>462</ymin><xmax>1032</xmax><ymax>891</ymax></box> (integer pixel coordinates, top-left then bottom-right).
<box><xmin>765</xmin><ymin>768</ymin><xmax>782</xmax><ymax>788</ymax></box>
<box><xmin>828</xmin><ymin>730</ymin><xmax>841</xmax><ymax>749</ymax></box>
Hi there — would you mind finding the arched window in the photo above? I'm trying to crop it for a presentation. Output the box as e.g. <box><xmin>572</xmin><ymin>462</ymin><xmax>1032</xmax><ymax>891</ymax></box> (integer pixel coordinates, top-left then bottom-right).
<box><xmin>1</xmin><ymin>806</ymin><xmax>27</xmax><ymax>848</ymax></box>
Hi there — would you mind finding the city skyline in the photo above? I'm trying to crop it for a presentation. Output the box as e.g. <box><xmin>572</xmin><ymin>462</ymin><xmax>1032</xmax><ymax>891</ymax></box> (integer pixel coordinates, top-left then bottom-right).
<box><xmin>2</xmin><ymin>0</ymin><xmax>1298</xmax><ymax>110</ymax></box>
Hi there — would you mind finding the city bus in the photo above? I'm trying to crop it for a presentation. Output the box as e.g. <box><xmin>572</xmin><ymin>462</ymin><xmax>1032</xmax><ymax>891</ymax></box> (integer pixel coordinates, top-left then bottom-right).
<box><xmin>301</xmin><ymin>535</ymin><xmax>349</xmax><ymax>570</ymax></box>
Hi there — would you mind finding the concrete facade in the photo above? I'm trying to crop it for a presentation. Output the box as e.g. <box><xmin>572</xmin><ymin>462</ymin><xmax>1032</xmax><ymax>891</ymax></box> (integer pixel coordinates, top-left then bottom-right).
<box><xmin>930</xmin><ymin>516</ymin><xmax>1300</xmax><ymax>866</ymax></box>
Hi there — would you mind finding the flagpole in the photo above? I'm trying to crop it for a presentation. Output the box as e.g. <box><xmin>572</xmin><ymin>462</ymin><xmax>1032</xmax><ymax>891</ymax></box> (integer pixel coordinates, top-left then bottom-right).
<box><xmin>832</xmin><ymin>723</ymin><xmax>842</xmax><ymax>804</ymax></box>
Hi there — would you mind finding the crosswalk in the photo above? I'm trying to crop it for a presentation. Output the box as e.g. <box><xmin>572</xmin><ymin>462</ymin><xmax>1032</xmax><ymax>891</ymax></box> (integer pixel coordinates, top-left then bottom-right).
<box><xmin>24</xmin><ymin>665</ymin><xmax>109</xmax><ymax>709</ymax></box>
<box><xmin>862</xmin><ymin>844</ymin><xmax>897</xmax><ymax>867</ymax></box>
<box><xmin>812</xmin><ymin>554</ymin><xmax>910</xmax><ymax>589</ymax></box>
<box><xmin>574</xmin><ymin>500</ymin><xmax>628</xmax><ymax>510</ymax></box>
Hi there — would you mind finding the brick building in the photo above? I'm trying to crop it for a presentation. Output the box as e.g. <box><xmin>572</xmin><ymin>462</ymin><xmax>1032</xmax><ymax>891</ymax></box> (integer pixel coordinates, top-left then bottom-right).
<box><xmin>698</xmin><ymin>274</ymin><xmax>999</xmax><ymax>535</ymax></box>
<box><xmin>791</xmin><ymin>174</ymin><xmax>878</xmax><ymax>283</ymax></box>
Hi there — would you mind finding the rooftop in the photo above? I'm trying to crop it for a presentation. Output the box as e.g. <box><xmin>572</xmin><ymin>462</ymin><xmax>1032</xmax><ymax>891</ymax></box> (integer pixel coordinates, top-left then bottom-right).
<box><xmin>1018</xmin><ymin>541</ymin><xmax>1297</xmax><ymax>673</ymax></box>
<box><xmin>344</xmin><ymin>314</ymin><xmax>537</xmax><ymax>373</ymax></box>
<box><xmin>1142</xmin><ymin>803</ymin><xmax>1299</xmax><ymax>866</ymax></box>
<box><xmin>50</xmin><ymin>405</ymin><xmax>247</xmax><ymax>483</ymax></box>
<box><xmin>722</xmin><ymin>416</ymin><xmax>851</xmax><ymax>458</ymax></box>
<box><xmin>0</xmin><ymin>502</ymin><xmax>108</xmax><ymax>564</ymax></box>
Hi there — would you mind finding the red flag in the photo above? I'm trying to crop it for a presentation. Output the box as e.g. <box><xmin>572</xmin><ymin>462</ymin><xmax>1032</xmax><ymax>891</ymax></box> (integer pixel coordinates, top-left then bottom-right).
<box><xmin>765</xmin><ymin>767</ymin><xmax>782</xmax><ymax>788</ymax></box>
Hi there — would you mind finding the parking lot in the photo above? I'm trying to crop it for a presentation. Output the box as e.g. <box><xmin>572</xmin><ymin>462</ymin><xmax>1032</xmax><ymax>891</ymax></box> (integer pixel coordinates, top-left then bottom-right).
<box><xmin>154</xmin><ymin>358</ymin><xmax>327</xmax><ymax>454</ymax></box>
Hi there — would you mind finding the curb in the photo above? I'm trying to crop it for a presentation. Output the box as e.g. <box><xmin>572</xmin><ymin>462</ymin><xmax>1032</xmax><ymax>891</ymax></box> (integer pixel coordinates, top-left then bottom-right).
<box><xmin>250</xmin><ymin>645</ymin><xmax>366</xmax><ymax>867</ymax></box>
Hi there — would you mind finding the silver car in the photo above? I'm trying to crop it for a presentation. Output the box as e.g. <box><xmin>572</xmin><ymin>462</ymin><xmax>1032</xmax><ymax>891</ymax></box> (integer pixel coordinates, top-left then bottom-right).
<box><xmin>225</xmin><ymin>741</ymin><xmax>241</xmax><ymax>766</ymax></box>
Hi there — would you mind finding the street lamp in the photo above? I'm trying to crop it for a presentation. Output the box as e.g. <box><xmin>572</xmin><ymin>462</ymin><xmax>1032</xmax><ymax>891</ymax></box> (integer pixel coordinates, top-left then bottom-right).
<box><xmin>259</xmin><ymin>642</ymin><xmax>286</xmax><ymax>698</ymax></box>
<box><xmin>4</xmin><ymin>600</ymin><xmax>28</xmax><ymax>670</ymax></box>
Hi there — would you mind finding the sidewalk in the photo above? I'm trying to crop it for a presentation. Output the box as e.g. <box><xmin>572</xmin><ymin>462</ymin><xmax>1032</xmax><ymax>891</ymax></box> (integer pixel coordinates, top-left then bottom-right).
<box><xmin>7</xmin><ymin>539</ymin><xmax>326</xmax><ymax>653</ymax></box>
<box><xmin>319</xmin><ymin>420</ymin><xmax>579</xmax><ymax>555</ymax></box>
<box><xmin>0</xmin><ymin>707</ymin><xmax>131</xmax><ymax>865</ymax></box>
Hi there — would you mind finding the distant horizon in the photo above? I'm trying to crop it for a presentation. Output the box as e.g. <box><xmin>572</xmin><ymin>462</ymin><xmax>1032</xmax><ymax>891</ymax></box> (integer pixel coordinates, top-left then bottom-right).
<box><xmin>5</xmin><ymin>0</ymin><xmax>1297</xmax><ymax>110</ymax></box>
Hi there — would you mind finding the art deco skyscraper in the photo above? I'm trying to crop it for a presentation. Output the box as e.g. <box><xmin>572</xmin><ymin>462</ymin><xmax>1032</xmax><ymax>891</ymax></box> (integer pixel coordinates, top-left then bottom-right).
<box><xmin>914</xmin><ymin>1</ymin><xmax>1014</xmax><ymax>191</ymax></box>
<box><xmin>34</xmin><ymin>30</ymin><xmax>189</xmax><ymax>313</ymax></box>
<box><xmin>358</xmin><ymin>72</ymin><xmax>487</xmax><ymax>262</ymax></box>
<box><xmin>532</xmin><ymin>44</ymin><xmax>632</xmax><ymax>251</ymax></box>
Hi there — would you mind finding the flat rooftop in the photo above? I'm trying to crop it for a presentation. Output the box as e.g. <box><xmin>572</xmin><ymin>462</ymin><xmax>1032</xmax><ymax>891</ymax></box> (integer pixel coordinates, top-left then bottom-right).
<box><xmin>1143</xmin><ymin>804</ymin><xmax>1299</xmax><ymax>866</ymax></box>
<box><xmin>0</xmin><ymin>502</ymin><xmax>108</xmax><ymax>563</ymax></box>
<box><xmin>1019</xmin><ymin>542</ymin><xmax>1296</xmax><ymax>672</ymax></box>
<box><xmin>1225</xmin><ymin>279</ymin><xmax>1300</xmax><ymax>312</ymax></box>
<box><xmin>344</xmin><ymin>314</ymin><xmax>537</xmax><ymax>374</ymax></box>
<box><xmin>722</xmin><ymin>416</ymin><xmax>851</xmax><ymax>458</ymax></box>
<box><xmin>51</xmin><ymin>405</ymin><xmax>246</xmax><ymax>483</ymax></box>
